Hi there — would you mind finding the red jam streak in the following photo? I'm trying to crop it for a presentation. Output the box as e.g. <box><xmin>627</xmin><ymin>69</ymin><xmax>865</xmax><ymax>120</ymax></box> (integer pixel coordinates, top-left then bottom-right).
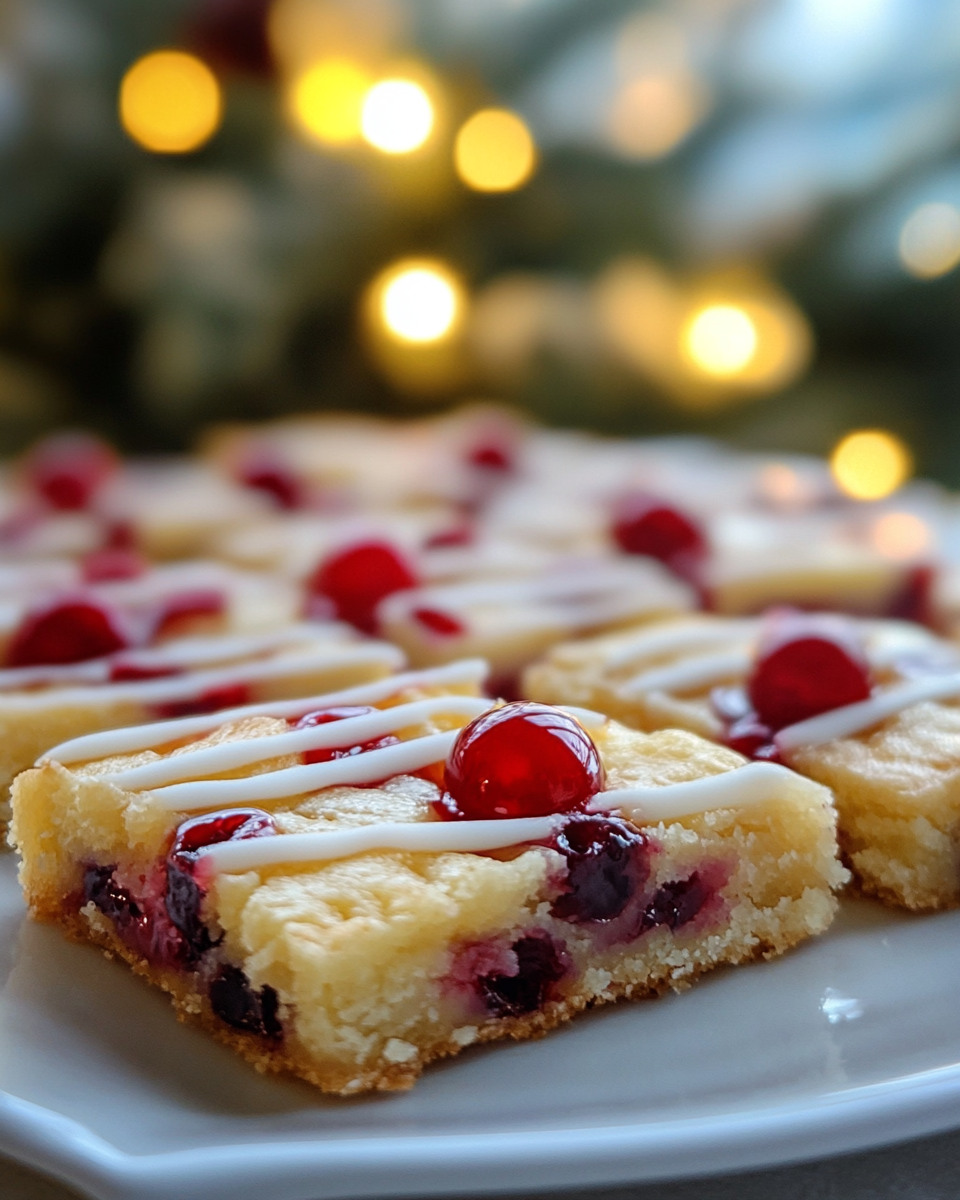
<box><xmin>293</xmin><ymin>705</ymin><xmax>400</xmax><ymax>765</ymax></box>
<box><xmin>82</xmin><ymin>547</ymin><xmax>147</xmax><ymax>583</ymax></box>
<box><xmin>6</xmin><ymin>599</ymin><xmax>128</xmax><ymax>666</ymax></box>
<box><xmin>441</xmin><ymin>701</ymin><xmax>604</xmax><ymax>820</ymax></box>
<box><xmin>307</xmin><ymin>540</ymin><xmax>418</xmax><ymax>634</ymax></box>
<box><xmin>109</xmin><ymin>660</ymin><xmax>182</xmax><ymax>682</ymax></box>
<box><xmin>424</xmin><ymin>523</ymin><xmax>473</xmax><ymax>549</ymax></box>
<box><xmin>412</xmin><ymin>607</ymin><xmax>466</xmax><ymax>637</ymax></box>
<box><xmin>611</xmin><ymin>492</ymin><xmax>708</xmax><ymax>584</ymax></box>
<box><xmin>153</xmin><ymin>683</ymin><xmax>251</xmax><ymax>719</ymax></box>
<box><xmin>24</xmin><ymin>432</ymin><xmax>117</xmax><ymax>511</ymax></box>
<box><xmin>237</xmin><ymin>454</ymin><xmax>304</xmax><ymax>510</ymax></box>
<box><xmin>467</xmin><ymin>441</ymin><xmax>514</xmax><ymax>473</ymax></box>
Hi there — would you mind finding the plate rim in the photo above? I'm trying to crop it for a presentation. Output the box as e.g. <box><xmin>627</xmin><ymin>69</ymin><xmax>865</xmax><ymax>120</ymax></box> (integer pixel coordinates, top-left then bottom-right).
<box><xmin>4</xmin><ymin>1061</ymin><xmax>960</xmax><ymax>1200</ymax></box>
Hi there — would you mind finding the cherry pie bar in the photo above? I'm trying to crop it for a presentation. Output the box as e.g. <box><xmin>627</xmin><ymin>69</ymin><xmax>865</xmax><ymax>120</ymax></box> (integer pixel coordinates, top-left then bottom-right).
<box><xmin>12</xmin><ymin>664</ymin><xmax>845</xmax><ymax>1093</ymax></box>
<box><xmin>525</xmin><ymin>610</ymin><xmax>960</xmax><ymax>910</ymax></box>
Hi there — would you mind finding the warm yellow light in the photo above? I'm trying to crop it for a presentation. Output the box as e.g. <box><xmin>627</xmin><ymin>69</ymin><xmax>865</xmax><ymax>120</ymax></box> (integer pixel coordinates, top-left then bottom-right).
<box><xmin>870</xmin><ymin>511</ymin><xmax>931</xmax><ymax>559</ymax></box>
<box><xmin>289</xmin><ymin>58</ymin><xmax>370</xmax><ymax>145</ymax></box>
<box><xmin>831</xmin><ymin>430</ymin><xmax>912</xmax><ymax>502</ymax></box>
<box><xmin>377</xmin><ymin>261</ymin><xmax>462</xmax><ymax>343</ymax></box>
<box><xmin>606</xmin><ymin>72</ymin><xmax>707</xmax><ymax>160</ymax></box>
<box><xmin>683</xmin><ymin>304</ymin><xmax>758</xmax><ymax>377</ymax></box>
<box><xmin>119</xmin><ymin>51</ymin><xmax>221</xmax><ymax>154</ymax></box>
<box><xmin>898</xmin><ymin>202</ymin><xmax>960</xmax><ymax>279</ymax></box>
<box><xmin>454</xmin><ymin>108</ymin><xmax>536</xmax><ymax>192</ymax></box>
<box><xmin>361</xmin><ymin>78</ymin><xmax>433</xmax><ymax>153</ymax></box>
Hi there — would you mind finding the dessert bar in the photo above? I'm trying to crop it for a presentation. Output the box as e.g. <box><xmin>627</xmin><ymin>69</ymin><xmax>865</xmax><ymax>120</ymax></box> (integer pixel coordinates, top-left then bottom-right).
<box><xmin>13</xmin><ymin>664</ymin><xmax>845</xmax><ymax>1093</ymax></box>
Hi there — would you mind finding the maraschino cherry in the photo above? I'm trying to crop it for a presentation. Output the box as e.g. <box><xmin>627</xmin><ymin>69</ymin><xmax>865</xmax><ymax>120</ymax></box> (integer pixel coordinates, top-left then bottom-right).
<box><xmin>442</xmin><ymin>702</ymin><xmax>604</xmax><ymax>820</ymax></box>
<box><xmin>307</xmin><ymin>540</ymin><xmax>418</xmax><ymax>634</ymax></box>
<box><xmin>23</xmin><ymin>432</ymin><xmax>117</xmax><ymax>511</ymax></box>
<box><xmin>611</xmin><ymin>492</ymin><xmax>707</xmax><ymax>581</ymax></box>
<box><xmin>747</xmin><ymin>612</ymin><xmax>873</xmax><ymax>731</ymax></box>
<box><xmin>5</xmin><ymin>598</ymin><xmax>128</xmax><ymax>666</ymax></box>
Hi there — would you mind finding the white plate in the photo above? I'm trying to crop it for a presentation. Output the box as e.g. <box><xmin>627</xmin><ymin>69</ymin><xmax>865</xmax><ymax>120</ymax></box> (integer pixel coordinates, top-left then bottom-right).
<box><xmin>2</xmin><ymin>853</ymin><xmax>960</xmax><ymax>1200</ymax></box>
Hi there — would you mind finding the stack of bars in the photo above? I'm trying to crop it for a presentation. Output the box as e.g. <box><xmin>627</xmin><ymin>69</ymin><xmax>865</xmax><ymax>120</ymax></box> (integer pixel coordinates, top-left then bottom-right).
<box><xmin>4</xmin><ymin>405</ymin><xmax>960</xmax><ymax>1092</ymax></box>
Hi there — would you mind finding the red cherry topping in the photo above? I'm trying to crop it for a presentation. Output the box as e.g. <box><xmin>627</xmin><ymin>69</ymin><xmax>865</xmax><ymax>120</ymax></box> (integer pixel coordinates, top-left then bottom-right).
<box><xmin>468</xmin><ymin>441</ymin><xmax>513</xmax><ymax>472</ymax></box>
<box><xmin>724</xmin><ymin>714</ymin><xmax>777</xmax><ymax>760</ymax></box>
<box><xmin>292</xmin><ymin>705</ymin><xmax>399</xmax><ymax>765</ymax></box>
<box><xmin>307</xmin><ymin>540</ymin><xmax>418</xmax><ymax>635</ymax></box>
<box><xmin>442</xmin><ymin>701</ymin><xmax>604</xmax><ymax>820</ymax></box>
<box><xmin>412</xmin><ymin>607</ymin><xmax>466</xmax><ymax>637</ymax></box>
<box><xmin>748</xmin><ymin>614</ymin><xmax>872</xmax><ymax>731</ymax></box>
<box><xmin>154</xmin><ymin>683</ymin><xmax>250</xmax><ymax>719</ymax></box>
<box><xmin>24</xmin><ymin>433</ymin><xmax>117</xmax><ymax>511</ymax></box>
<box><xmin>424</xmin><ymin>523</ymin><xmax>474</xmax><ymax>549</ymax></box>
<box><xmin>611</xmin><ymin>492</ymin><xmax>708</xmax><ymax>575</ymax></box>
<box><xmin>109</xmin><ymin>660</ymin><xmax>182</xmax><ymax>682</ymax></box>
<box><xmin>6</xmin><ymin>599</ymin><xmax>128</xmax><ymax>666</ymax></box>
<box><xmin>237</xmin><ymin>454</ymin><xmax>304</xmax><ymax>510</ymax></box>
<box><xmin>170</xmin><ymin>808</ymin><xmax>275</xmax><ymax>867</ymax></box>
<box><xmin>82</xmin><ymin>547</ymin><xmax>147</xmax><ymax>583</ymax></box>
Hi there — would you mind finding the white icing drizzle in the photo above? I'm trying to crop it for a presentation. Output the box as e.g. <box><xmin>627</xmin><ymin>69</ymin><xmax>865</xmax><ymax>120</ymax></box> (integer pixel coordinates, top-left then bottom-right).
<box><xmin>196</xmin><ymin>760</ymin><xmax>811</xmax><ymax>875</ymax></box>
<box><xmin>619</xmin><ymin>648</ymin><xmax>752</xmax><ymax>699</ymax></box>
<box><xmin>146</xmin><ymin>730</ymin><xmax>459</xmax><ymax>810</ymax></box>
<box><xmin>775</xmin><ymin>671</ymin><xmax>960</xmax><ymax>751</ymax></box>
<box><xmin>42</xmin><ymin>658</ymin><xmax>489</xmax><ymax>765</ymax></box>
<box><xmin>103</xmin><ymin>695</ymin><xmax>492</xmax><ymax>789</ymax></box>
<box><xmin>601</xmin><ymin>619</ymin><xmax>758</xmax><ymax>671</ymax></box>
<box><xmin>197</xmin><ymin>816</ymin><xmax>563</xmax><ymax>875</ymax></box>
<box><xmin>0</xmin><ymin>623</ymin><xmax>347</xmax><ymax>693</ymax></box>
<box><xmin>11</xmin><ymin>641</ymin><xmax>403</xmax><ymax>716</ymax></box>
<box><xmin>590</xmin><ymin>761</ymin><xmax>810</xmax><ymax>823</ymax></box>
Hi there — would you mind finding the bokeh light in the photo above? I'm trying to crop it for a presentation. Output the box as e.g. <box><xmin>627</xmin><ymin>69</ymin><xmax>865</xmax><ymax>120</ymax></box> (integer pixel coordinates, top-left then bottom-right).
<box><xmin>898</xmin><ymin>202</ymin><xmax>960</xmax><ymax>279</ymax></box>
<box><xmin>119</xmin><ymin>51</ymin><xmax>222</xmax><ymax>154</ymax></box>
<box><xmin>361</xmin><ymin>78</ymin><xmax>434</xmax><ymax>154</ymax></box>
<box><xmin>831</xmin><ymin>430</ymin><xmax>912</xmax><ymax>501</ymax></box>
<box><xmin>454</xmin><ymin>109</ymin><xmax>536</xmax><ymax>192</ymax></box>
<box><xmin>607</xmin><ymin>73</ymin><xmax>708</xmax><ymax>160</ymax></box>
<box><xmin>376</xmin><ymin>260</ymin><xmax>464</xmax><ymax>343</ymax></box>
<box><xmin>870</xmin><ymin>511</ymin><xmax>932</xmax><ymax>559</ymax></box>
<box><xmin>683</xmin><ymin>304</ymin><xmax>758</xmax><ymax>377</ymax></box>
<box><xmin>289</xmin><ymin>59</ymin><xmax>371</xmax><ymax>145</ymax></box>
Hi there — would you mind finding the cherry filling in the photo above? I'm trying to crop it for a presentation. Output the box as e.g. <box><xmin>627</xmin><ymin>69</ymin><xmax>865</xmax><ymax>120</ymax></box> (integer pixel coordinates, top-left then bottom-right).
<box><xmin>6</xmin><ymin>599</ymin><xmax>128</xmax><ymax>666</ymax></box>
<box><xmin>109</xmin><ymin>660</ymin><xmax>183</xmax><ymax>682</ymax></box>
<box><xmin>293</xmin><ymin>705</ymin><xmax>399</xmax><ymax>765</ymax></box>
<box><xmin>611</xmin><ymin>492</ymin><xmax>708</xmax><ymax>583</ymax></box>
<box><xmin>550</xmin><ymin>814</ymin><xmax>649</xmax><ymax>923</ymax></box>
<box><xmin>640</xmin><ymin>874</ymin><xmax>712</xmax><ymax>933</ymax></box>
<box><xmin>477</xmin><ymin>933</ymin><xmax>568</xmax><ymax>1017</ymax></box>
<box><xmin>237</xmin><ymin>454</ymin><xmax>304</xmax><ymax>511</ymax></box>
<box><xmin>153</xmin><ymin>683</ymin><xmax>251</xmax><ymax>719</ymax></box>
<box><xmin>307</xmin><ymin>540</ymin><xmax>419</xmax><ymax>634</ymax></box>
<box><xmin>412</xmin><ymin>607</ymin><xmax>466</xmax><ymax>637</ymax></box>
<box><xmin>166</xmin><ymin>810</ymin><xmax>276</xmax><ymax>965</ymax></box>
<box><xmin>442</xmin><ymin>702</ymin><xmax>604</xmax><ymax>820</ymax></box>
<box><xmin>467</xmin><ymin>441</ymin><xmax>514</xmax><ymax>473</ymax></box>
<box><xmin>24</xmin><ymin>432</ymin><xmax>117</xmax><ymax>511</ymax></box>
<box><xmin>209</xmin><ymin>965</ymin><xmax>282</xmax><ymax>1038</ymax></box>
<box><xmin>424</xmin><ymin>523</ymin><xmax>474</xmax><ymax>549</ymax></box>
<box><xmin>82</xmin><ymin>547</ymin><xmax>147</xmax><ymax>582</ymax></box>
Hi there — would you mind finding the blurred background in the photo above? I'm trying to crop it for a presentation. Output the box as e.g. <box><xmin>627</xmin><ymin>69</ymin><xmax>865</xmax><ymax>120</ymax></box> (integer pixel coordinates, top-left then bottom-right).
<box><xmin>0</xmin><ymin>0</ymin><xmax>958</xmax><ymax>483</ymax></box>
